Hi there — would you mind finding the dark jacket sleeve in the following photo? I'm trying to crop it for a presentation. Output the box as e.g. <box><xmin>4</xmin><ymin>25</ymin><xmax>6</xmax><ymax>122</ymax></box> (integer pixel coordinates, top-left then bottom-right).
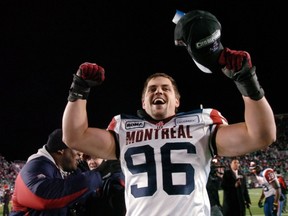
<box><xmin>11</xmin><ymin>156</ymin><xmax>103</xmax><ymax>211</ymax></box>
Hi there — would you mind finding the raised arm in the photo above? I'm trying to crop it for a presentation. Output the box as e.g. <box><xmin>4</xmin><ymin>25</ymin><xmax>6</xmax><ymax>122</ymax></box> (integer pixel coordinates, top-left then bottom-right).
<box><xmin>62</xmin><ymin>62</ymin><xmax>117</xmax><ymax>159</ymax></box>
<box><xmin>216</xmin><ymin>48</ymin><xmax>276</xmax><ymax>156</ymax></box>
<box><xmin>173</xmin><ymin>10</ymin><xmax>276</xmax><ymax>157</ymax></box>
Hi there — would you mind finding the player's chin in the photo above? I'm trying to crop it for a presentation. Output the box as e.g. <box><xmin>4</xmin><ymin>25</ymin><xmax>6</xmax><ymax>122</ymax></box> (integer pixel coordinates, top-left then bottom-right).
<box><xmin>152</xmin><ymin>104</ymin><xmax>165</xmax><ymax>112</ymax></box>
<box><xmin>152</xmin><ymin>107</ymin><xmax>168</xmax><ymax>119</ymax></box>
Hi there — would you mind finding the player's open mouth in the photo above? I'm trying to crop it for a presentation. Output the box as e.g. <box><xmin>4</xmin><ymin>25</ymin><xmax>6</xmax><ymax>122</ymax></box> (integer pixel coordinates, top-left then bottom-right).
<box><xmin>152</xmin><ymin>98</ymin><xmax>165</xmax><ymax>105</ymax></box>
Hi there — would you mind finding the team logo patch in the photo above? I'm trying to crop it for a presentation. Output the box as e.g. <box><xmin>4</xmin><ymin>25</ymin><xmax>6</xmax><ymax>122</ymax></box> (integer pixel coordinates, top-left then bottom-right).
<box><xmin>175</xmin><ymin>115</ymin><xmax>199</xmax><ymax>125</ymax></box>
<box><xmin>125</xmin><ymin>121</ymin><xmax>145</xmax><ymax>130</ymax></box>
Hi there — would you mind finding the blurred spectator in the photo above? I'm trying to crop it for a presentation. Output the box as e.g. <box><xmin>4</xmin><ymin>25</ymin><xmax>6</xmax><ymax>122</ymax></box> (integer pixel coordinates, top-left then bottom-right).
<box><xmin>206</xmin><ymin>156</ymin><xmax>224</xmax><ymax>216</ymax></box>
<box><xmin>2</xmin><ymin>189</ymin><xmax>11</xmax><ymax>216</ymax></box>
<box><xmin>276</xmin><ymin>170</ymin><xmax>287</xmax><ymax>213</ymax></box>
<box><xmin>84</xmin><ymin>155</ymin><xmax>104</xmax><ymax>171</ymax></box>
<box><xmin>222</xmin><ymin>158</ymin><xmax>251</xmax><ymax>216</ymax></box>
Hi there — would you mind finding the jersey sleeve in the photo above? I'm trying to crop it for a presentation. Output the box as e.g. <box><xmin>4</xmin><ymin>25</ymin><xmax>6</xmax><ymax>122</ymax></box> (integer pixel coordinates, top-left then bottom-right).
<box><xmin>203</xmin><ymin>108</ymin><xmax>228</xmax><ymax>125</ymax></box>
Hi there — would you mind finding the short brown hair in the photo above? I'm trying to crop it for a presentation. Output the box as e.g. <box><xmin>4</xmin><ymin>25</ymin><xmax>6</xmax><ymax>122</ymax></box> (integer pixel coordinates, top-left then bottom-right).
<box><xmin>141</xmin><ymin>72</ymin><xmax>181</xmax><ymax>101</ymax></box>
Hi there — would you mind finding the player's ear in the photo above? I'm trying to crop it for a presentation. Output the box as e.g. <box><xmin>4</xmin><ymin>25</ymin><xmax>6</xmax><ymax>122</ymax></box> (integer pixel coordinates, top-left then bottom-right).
<box><xmin>56</xmin><ymin>149</ymin><xmax>65</xmax><ymax>155</ymax></box>
<box><xmin>175</xmin><ymin>98</ymin><xmax>180</xmax><ymax>108</ymax></box>
<box><xmin>142</xmin><ymin>99</ymin><xmax>146</xmax><ymax>109</ymax></box>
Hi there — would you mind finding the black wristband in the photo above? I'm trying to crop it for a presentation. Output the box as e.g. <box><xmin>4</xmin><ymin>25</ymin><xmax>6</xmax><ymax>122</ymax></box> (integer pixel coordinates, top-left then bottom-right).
<box><xmin>67</xmin><ymin>74</ymin><xmax>90</xmax><ymax>102</ymax></box>
<box><xmin>234</xmin><ymin>66</ymin><xmax>265</xmax><ymax>101</ymax></box>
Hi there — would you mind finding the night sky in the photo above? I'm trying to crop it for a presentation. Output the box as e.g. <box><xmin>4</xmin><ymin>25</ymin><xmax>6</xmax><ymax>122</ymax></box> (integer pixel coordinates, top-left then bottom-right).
<box><xmin>1</xmin><ymin>0</ymin><xmax>287</xmax><ymax>161</ymax></box>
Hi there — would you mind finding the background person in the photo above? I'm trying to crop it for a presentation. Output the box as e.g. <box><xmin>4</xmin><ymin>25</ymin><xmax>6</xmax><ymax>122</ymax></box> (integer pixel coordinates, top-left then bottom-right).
<box><xmin>2</xmin><ymin>189</ymin><xmax>11</xmax><ymax>216</ymax></box>
<box><xmin>84</xmin><ymin>155</ymin><xmax>104</xmax><ymax>170</ymax></box>
<box><xmin>10</xmin><ymin>129</ymin><xmax>105</xmax><ymax>216</ymax></box>
<box><xmin>249</xmin><ymin>161</ymin><xmax>281</xmax><ymax>216</ymax></box>
<box><xmin>276</xmin><ymin>170</ymin><xmax>287</xmax><ymax>214</ymax></box>
<box><xmin>221</xmin><ymin>158</ymin><xmax>251</xmax><ymax>216</ymax></box>
<box><xmin>206</xmin><ymin>156</ymin><xmax>224</xmax><ymax>216</ymax></box>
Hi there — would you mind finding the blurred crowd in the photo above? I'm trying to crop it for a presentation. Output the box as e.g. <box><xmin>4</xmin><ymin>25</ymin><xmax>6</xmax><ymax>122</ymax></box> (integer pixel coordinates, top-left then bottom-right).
<box><xmin>0</xmin><ymin>155</ymin><xmax>25</xmax><ymax>193</ymax></box>
<box><xmin>219</xmin><ymin>143</ymin><xmax>288</xmax><ymax>188</ymax></box>
<box><xmin>219</xmin><ymin>114</ymin><xmax>288</xmax><ymax>188</ymax></box>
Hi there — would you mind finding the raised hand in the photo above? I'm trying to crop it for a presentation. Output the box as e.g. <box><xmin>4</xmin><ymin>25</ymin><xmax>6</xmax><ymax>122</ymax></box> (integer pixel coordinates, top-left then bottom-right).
<box><xmin>76</xmin><ymin>62</ymin><xmax>105</xmax><ymax>86</ymax></box>
<box><xmin>218</xmin><ymin>47</ymin><xmax>264</xmax><ymax>101</ymax></box>
<box><xmin>219</xmin><ymin>47</ymin><xmax>252</xmax><ymax>72</ymax></box>
<box><xmin>68</xmin><ymin>62</ymin><xmax>105</xmax><ymax>102</ymax></box>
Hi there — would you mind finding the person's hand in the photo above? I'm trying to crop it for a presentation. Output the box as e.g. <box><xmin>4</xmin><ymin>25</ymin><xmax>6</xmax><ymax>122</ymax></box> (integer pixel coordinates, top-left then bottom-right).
<box><xmin>68</xmin><ymin>62</ymin><xmax>105</xmax><ymax>102</ymax></box>
<box><xmin>258</xmin><ymin>200</ymin><xmax>263</xmax><ymax>208</ymax></box>
<box><xmin>97</xmin><ymin>160</ymin><xmax>121</xmax><ymax>179</ymax></box>
<box><xmin>76</xmin><ymin>62</ymin><xmax>105</xmax><ymax>87</ymax></box>
<box><xmin>245</xmin><ymin>202</ymin><xmax>251</xmax><ymax>208</ymax></box>
<box><xmin>272</xmin><ymin>203</ymin><xmax>278</xmax><ymax>215</ymax></box>
<box><xmin>235</xmin><ymin>179</ymin><xmax>241</xmax><ymax>187</ymax></box>
<box><xmin>218</xmin><ymin>47</ymin><xmax>264</xmax><ymax>101</ymax></box>
<box><xmin>219</xmin><ymin>47</ymin><xmax>253</xmax><ymax>81</ymax></box>
<box><xmin>219</xmin><ymin>47</ymin><xmax>252</xmax><ymax>72</ymax></box>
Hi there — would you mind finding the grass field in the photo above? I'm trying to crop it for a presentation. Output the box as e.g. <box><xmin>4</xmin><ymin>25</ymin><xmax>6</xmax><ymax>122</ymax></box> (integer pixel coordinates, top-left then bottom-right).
<box><xmin>219</xmin><ymin>188</ymin><xmax>288</xmax><ymax>216</ymax></box>
<box><xmin>1</xmin><ymin>188</ymin><xmax>287</xmax><ymax>215</ymax></box>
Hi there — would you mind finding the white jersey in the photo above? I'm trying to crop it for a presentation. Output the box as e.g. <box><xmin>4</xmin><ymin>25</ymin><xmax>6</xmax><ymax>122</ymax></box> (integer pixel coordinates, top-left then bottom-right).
<box><xmin>257</xmin><ymin>168</ymin><xmax>277</xmax><ymax>198</ymax></box>
<box><xmin>107</xmin><ymin>108</ymin><xmax>227</xmax><ymax>216</ymax></box>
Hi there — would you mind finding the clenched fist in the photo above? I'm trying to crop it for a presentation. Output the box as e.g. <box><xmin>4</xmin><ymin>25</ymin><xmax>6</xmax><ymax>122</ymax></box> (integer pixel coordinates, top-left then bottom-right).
<box><xmin>76</xmin><ymin>62</ymin><xmax>105</xmax><ymax>86</ymax></box>
<box><xmin>218</xmin><ymin>47</ymin><xmax>264</xmax><ymax>101</ymax></box>
<box><xmin>219</xmin><ymin>47</ymin><xmax>252</xmax><ymax>72</ymax></box>
<box><xmin>68</xmin><ymin>62</ymin><xmax>105</xmax><ymax>102</ymax></box>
